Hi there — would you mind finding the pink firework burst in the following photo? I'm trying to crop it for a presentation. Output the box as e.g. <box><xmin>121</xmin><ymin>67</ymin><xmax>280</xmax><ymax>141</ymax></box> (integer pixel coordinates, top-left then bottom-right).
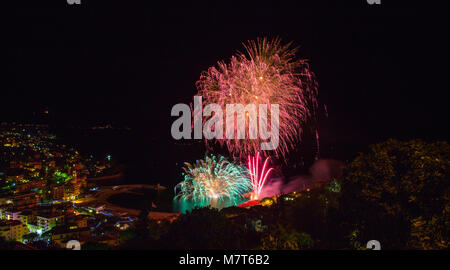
<box><xmin>196</xmin><ymin>37</ymin><xmax>319</xmax><ymax>159</ymax></box>
<box><xmin>248</xmin><ymin>152</ymin><xmax>273</xmax><ymax>200</ymax></box>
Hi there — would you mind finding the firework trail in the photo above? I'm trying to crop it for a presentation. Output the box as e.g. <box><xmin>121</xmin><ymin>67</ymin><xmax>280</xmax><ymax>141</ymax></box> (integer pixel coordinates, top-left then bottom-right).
<box><xmin>196</xmin><ymin>37</ymin><xmax>319</xmax><ymax>159</ymax></box>
<box><xmin>248</xmin><ymin>152</ymin><xmax>273</xmax><ymax>200</ymax></box>
<box><xmin>174</xmin><ymin>154</ymin><xmax>252</xmax><ymax>207</ymax></box>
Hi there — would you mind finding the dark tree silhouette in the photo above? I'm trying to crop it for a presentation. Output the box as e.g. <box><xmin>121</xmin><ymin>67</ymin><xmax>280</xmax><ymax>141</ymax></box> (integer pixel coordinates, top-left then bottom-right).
<box><xmin>341</xmin><ymin>139</ymin><xmax>449</xmax><ymax>249</ymax></box>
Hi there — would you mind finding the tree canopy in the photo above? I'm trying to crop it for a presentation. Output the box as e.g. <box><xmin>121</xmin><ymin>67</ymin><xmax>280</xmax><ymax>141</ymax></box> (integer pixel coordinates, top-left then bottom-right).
<box><xmin>341</xmin><ymin>139</ymin><xmax>449</xmax><ymax>249</ymax></box>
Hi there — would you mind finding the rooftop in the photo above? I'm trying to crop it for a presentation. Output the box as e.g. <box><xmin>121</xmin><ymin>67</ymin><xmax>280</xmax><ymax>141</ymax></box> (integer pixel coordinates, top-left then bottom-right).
<box><xmin>0</xmin><ymin>220</ymin><xmax>23</xmax><ymax>227</ymax></box>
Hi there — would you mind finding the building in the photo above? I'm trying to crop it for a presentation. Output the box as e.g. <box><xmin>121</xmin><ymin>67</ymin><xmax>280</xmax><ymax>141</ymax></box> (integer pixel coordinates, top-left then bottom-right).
<box><xmin>28</xmin><ymin>161</ymin><xmax>42</xmax><ymax>170</ymax></box>
<box><xmin>52</xmin><ymin>185</ymin><xmax>65</xmax><ymax>201</ymax></box>
<box><xmin>50</xmin><ymin>225</ymin><xmax>91</xmax><ymax>248</ymax></box>
<box><xmin>17</xmin><ymin>210</ymin><xmax>33</xmax><ymax>226</ymax></box>
<box><xmin>9</xmin><ymin>161</ymin><xmax>24</xmax><ymax>169</ymax></box>
<box><xmin>0</xmin><ymin>208</ymin><xmax>21</xmax><ymax>220</ymax></box>
<box><xmin>36</xmin><ymin>212</ymin><xmax>65</xmax><ymax>233</ymax></box>
<box><xmin>54</xmin><ymin>202</ymin><xmax>75</xmax><ymax>215</ymax></box>
<box><xmin>63</xmin><ymin>171</ymin><xmax>87</xmax><ymax>200</ymax></box>
<box><xmin>1</xmin><ymin>207</ymin><xmax>66</xmax><ymax>235</ymax></box>
<box><xmin>0</xmin><ymin>220</ymin><xmax>29</xmax><ymax>242</ymax></box>
<box><xmin>95</xmin><ymin>234</ymin><xmax>120</xmax><ymax>247</ymax></box>
<box><xmin>10</xmin><ymin>193</ymin><xmax>41</xmax><ymax>209</ymax></box>
<box><xmin>72</xmin><ymin>215</ymin><xmax>89</xmax><ymax>228</ymax></box>
<box><xmin>51</xmin><ymin>182</ymin><xmax>82</xmax><ymax>202</ymax></box>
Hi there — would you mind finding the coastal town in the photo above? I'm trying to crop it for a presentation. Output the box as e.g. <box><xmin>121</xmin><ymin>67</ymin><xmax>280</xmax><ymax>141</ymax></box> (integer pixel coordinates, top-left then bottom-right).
<box><xmin>0</xmin><ymin>123</ymin><xmax>178</xmax><ymax>249</ymax></box>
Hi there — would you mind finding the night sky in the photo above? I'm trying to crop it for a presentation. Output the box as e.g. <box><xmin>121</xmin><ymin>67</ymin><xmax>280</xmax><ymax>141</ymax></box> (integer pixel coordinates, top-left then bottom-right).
<box><xmin>5</xmin><ymin>1</ymin><xmax>448</xmax><ymax>183</ymax></box>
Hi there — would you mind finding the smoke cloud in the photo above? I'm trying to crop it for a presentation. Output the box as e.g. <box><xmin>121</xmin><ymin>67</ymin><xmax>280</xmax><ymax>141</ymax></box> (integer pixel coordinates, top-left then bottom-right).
<box><xmin>258</xmin><ymin>159</ymin><xmax>345</xmax><ymax>198</ymax></box>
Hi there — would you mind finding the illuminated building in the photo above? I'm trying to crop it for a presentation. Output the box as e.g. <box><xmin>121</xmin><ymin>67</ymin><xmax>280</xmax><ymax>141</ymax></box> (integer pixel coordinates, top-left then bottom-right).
<box><xmin>36</xmin><ymin>213</ymin><xmax>65</xmax><ymax>233</ymax></box>
<box><xmin>10</xmin><ymin>193</ymin><xmax>41</xmax><ymax>209</ymax></box>
<box><xmin>0</xmin><ymin>208</ymin><xmax>21</xmax><ymax>220</ymax></box>
<box><xmin>52</xmin><ymin>185</ymin><xmax>65</xmax><ymax>201</ymax></box>
<box><xmin>9</xmin><ymin>161</ymin><xmax>24</xmax><ymax>169</ymax></box>
<box><xmin>70</xmin><ymin>215</ymin><xmax>89</xmax><ymax>228</ymax></box>
<box><xmin>50</xmin><ymin>225</ymin><xmax>91</xmax><ymax>248</ymax></box>
<box><xmin>17</xmin><ymin>210</ymin><xmax>32</xmax><ymax>226</ymax></box>
<box><xmin>0</xmin><ymin>220</ymin><xmax>29</xmax><ymax>242</ymax></box>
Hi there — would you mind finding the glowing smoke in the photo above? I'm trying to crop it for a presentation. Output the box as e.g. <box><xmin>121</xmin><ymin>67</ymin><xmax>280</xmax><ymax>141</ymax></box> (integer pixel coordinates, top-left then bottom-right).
<box><xmin>257</xmin><ymin>159</ymin><xmax>345</xmax><ymax>198</ymax></box>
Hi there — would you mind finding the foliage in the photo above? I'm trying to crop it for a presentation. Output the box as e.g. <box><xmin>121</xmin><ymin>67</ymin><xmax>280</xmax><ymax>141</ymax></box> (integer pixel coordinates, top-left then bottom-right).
<box><xmin>134</xmin><ymin>201</ymin><xmax>152</xmax><ymax>240</ymax></box>
<box><xmin>22</xmin><ymin>233</ymin><xmax>39</xmax><ymax>243</ymax></box>
<box><xmin>341</xmin><ymin>139</ymin><xmax>450</xmax><ymax>249</ymax></box>
<box><xmin>161</xmin><ymin>207</ymin><xmax>247</xmax><ymax>249</ymax></box>
<box><xmin>52</xmin><ymin>171</ymin><xmax>72</xmax><ymax>184</ymax></box>
<box><xmin>259</xmin><ymin>223</ymin><xmax>314</xmax><ymax>250</ymax></box>
<box><xmin>118</xmin><ymin>230</ymin><xmax>135</xmax><ymax>244</ymax></box>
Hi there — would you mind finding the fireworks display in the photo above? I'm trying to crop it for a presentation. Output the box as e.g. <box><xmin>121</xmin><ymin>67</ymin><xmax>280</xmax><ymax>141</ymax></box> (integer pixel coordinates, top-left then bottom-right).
<box><xmin>196</xmin><ymin>37</ymin><xmax>318</xmax><ymax>159</ymax></box>
<box><xmin>248</xmin><ymin>152</ymin><xmax>273</xmax><ymax>200</ymax></box>
<box><xmin>174</xmin><ymin>155</ymin><xmax>252</xmax><ymax>207</ymax></box>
